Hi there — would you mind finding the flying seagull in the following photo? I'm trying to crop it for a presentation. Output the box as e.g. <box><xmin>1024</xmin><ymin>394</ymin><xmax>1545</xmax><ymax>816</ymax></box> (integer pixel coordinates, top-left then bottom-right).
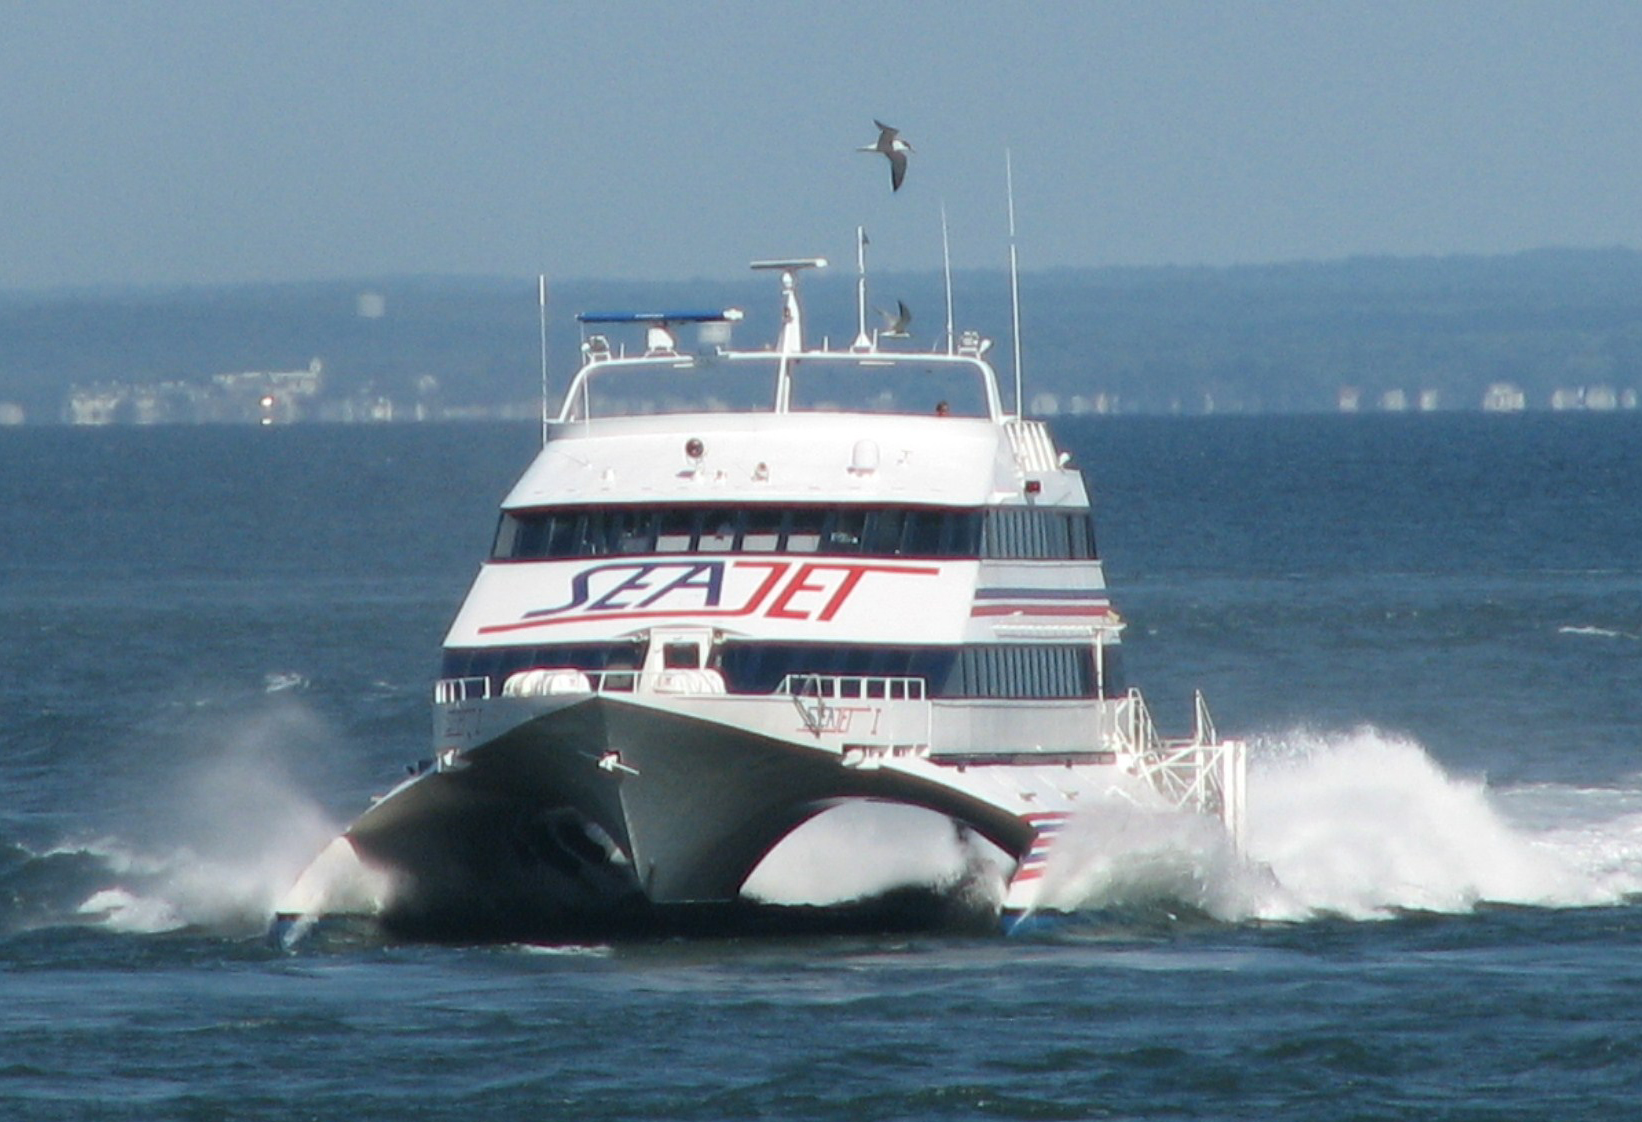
<box><xmin>878</xmin><ymin>300</ymin><xmax>912</xmax><ymax>338</ymax></box>
<box><xmin>859</xmin><ymin>119</ymin><xmax>912</xmax><ymax>192</ymax></box>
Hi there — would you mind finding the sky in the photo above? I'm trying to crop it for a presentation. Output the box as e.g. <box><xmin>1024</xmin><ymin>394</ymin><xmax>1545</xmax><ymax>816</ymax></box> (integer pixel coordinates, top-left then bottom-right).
<box><xmin>3</xmin><ymin>1</ymin><xmax>1642</xmax><ymax>291</ymax></box>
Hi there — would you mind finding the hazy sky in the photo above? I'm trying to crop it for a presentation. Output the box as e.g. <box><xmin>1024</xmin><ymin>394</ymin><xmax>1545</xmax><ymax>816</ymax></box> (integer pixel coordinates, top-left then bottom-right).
<box><xmin>4</xmin><ymin>1</ymin><xmax>1641</xmax><ymax>291</ymax></box>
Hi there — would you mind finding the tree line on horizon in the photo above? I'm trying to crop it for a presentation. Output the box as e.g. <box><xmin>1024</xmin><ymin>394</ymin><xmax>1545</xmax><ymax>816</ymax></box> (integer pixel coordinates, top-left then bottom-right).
<box><xmin>3</xmin><ymin>247</ymin><xmax>1641</xmax><ymax>421</ymax></box>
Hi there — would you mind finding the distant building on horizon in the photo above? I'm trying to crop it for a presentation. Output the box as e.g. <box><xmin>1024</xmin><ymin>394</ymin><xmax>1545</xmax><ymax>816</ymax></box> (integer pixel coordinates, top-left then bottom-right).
<box><xmin>1482</xmin><ymin>382</ymin><xmax>1526</xmax><ymax>412</ymax></box>
<box><xmin>1028</xmin><ymin>392</ymin><xmax>1061</xmax><ymax>416</ymax></box>
<box><xmin>64</xmin><ymin>359</ymin><xmax>324</xmax><ymax>425</ymax></box>
<box><xmin>1550</xmin><ymin>384</ymin><xmax>1623</xmax><ymax>411</ymax></box>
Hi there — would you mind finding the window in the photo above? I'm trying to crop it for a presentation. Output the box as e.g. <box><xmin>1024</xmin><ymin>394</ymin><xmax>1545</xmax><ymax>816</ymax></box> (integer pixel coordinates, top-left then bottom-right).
<box><xmin>786</xmin><ymin>357</ymin><xmax>993</xmax><ymax>417</ymax></box>
<box><xmin>566</xmin><ymin>356</ymin><xmax>781</xmax><ymax>420</ymax></box>
<box><xmin>492</xmin><ymin>505</ymin><xmax>1095</xmax><ymax>561</ymax></box>
<box><xmin>699</xmin><ymin>510</ymin><xmax>737</xmax><ymax>552</ymax></box>
<box><xmin>656</xmin><ymin>507</ymin><xmax>699</xmax><ymax>552</ymax></box>
<box><xmin>727</xmin><ymin>643</ymin><xmax>1099</xmax><ymax>699</ymax></box>
<box><xmin>950</xmin><ymin>645</ymin><xmax>1092</xmax><ymax>699</ymax></box>
<box><xmin>493</xmin><ymin>505</ymin><xmax>999</xmax><ymax>561</ymax></box>
<box><xmin>662</xmin><ymin>642</ymin><xmax>702</xmax><ymax>669</ymax></box>
<box><xmin>785</xmin><ymin>508</ymin><xmax>826</xmax><ymax>552</ymax></box>
<box><xmin>980</xmin><ymin>508</ymin><xmax>1097</xmax><ymax>560</ymax></box>
<box><xmin>741</xmin><ymin>507</ymin><xmax>783</xmax><ymax>552</ymax></box>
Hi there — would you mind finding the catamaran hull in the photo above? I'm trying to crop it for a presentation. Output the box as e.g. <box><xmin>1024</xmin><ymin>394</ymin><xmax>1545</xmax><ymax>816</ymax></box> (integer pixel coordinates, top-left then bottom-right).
<box><xmin>281</xmin><ymin>696</ymin><xmax>1039</xmax><ymax>940</ymax></box>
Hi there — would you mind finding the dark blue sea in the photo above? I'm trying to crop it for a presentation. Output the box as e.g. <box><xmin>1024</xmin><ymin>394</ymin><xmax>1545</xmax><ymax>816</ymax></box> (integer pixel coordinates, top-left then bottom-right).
<box><xmin>3</xmin><ymin>414</ymin><xmax>1640</xmax><ymax>1120</ymax></box>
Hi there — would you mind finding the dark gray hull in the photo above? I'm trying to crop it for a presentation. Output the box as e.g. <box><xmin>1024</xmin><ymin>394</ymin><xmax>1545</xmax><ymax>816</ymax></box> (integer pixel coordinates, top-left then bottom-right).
<box><xmin>344</xmin><ymin>697</ymin><xmax>1032</xmax><ymax>940</ymax></box>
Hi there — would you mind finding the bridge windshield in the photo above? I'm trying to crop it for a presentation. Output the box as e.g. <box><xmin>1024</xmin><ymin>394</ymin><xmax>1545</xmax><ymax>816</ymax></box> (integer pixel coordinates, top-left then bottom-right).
<box><xmin>786</xmin><ymin>356</ymin><xmax>993</xmax><ymax>418</ymax></box>
<box><xmin>561</xmin><ymin>354</ymin><xmax>996</xmax><ymax>420</ymax></box>
<box><xmin>562</xmin><ymin>355</ymin><xmax>780</xmax><ymax>420</ymax></box>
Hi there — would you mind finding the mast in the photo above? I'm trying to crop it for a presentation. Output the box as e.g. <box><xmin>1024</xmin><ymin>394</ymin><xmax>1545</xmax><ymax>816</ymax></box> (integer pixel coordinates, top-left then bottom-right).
<box><xmin>750</xmin><ymin>257</ymin><xmax>827</xmax><ymax>355</ymax></box>
<box><xmin>853</xmin><ymin>227</ymin><xmax>871</xmax><ymax>350</ymax></box>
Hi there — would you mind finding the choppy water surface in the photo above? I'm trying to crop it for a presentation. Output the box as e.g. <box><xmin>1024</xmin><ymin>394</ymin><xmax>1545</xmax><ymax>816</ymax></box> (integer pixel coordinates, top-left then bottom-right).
<box><xmin>3</xmin><ymin>415</ymin><xmax>1640</xmax><ymax>1119</ymax></box>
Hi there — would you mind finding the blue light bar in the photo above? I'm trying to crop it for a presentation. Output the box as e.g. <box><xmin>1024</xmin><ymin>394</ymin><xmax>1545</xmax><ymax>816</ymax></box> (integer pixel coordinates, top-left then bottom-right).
<box><xmin>576</xmin><ymin>309</ymin><xmax>738</xmax><ymax>325</ymax></box>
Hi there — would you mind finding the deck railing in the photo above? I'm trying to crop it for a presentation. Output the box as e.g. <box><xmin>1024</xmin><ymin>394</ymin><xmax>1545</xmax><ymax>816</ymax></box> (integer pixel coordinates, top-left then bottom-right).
<box><xmin>433</xmin><ymin>667</ymin><xmax>1244</xmax><ymax>845</ymax></box>
<box><xmin>1003</xmin><ymin>418</ymin><xmax>1061</xmax><ymax>472</ymax></box>
<box><xmin>781</xmin><ymin>673</ymin><xmax>930</xmax><ymax>742</ymax></box>
<box><xmin>778</xmin><ymin>673</ymin><xmax>927</xmax><ymax>701</ymax></box>
<box><xmin>433</xmin><ymin>676</ymin><xmax>492</xmax><ymax>705</ymax></box>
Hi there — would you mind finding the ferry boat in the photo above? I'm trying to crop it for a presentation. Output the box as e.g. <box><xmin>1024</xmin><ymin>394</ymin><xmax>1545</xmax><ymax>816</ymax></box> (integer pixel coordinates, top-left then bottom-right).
<box><xmin>275</xmin><ymin>256</ymin><xmax>1246</xmax><ymax>940</ymax></box>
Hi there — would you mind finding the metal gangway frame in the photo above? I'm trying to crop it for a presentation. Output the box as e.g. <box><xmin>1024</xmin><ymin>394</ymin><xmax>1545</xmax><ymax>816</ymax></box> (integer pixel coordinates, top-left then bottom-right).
<box><xmin>1115</xmin><ymin>688</ymin><xmax>1247</xmax><ymax>850</ymax></box>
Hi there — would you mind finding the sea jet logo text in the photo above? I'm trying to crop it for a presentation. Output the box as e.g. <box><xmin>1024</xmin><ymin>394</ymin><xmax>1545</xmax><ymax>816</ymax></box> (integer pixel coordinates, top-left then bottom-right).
<box><xmin>479</xmin><ymin>558</ymin><xmax>940</xmax><ymax>634</ymax></box>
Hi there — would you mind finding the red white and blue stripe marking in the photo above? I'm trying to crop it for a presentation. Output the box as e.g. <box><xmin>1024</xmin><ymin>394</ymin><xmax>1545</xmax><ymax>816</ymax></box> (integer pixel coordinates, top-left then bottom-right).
<box><xmin>1009</xmin><ymin>810</ymin><xmax>1072</xmax><ymax>887</ymax></box>
<box><xmin>970</xmin><ymin>587</ymin><xmax>1112</xmax><ymax>620</ymax></box>
<box><xmin>1001</xmin><ymin>810</ymin><xmax>1073</xmax><ymax>930</ymax></box>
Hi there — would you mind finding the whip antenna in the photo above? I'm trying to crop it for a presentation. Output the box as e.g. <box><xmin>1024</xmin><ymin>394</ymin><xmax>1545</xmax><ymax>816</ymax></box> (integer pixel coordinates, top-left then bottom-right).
<box><xmin>1006</xmin><ymin>150</ymin><xmax>1024</xmax><ymax>419</ymax></box>
<box><xmin>941</xmin><ymin>201</ymin><xmax>955</xmax><ymax>355</ymax></box>
<box><xmin>538</xmin><ymin>274</ymin><xmax>550</xmax><ymax>446</ymax></box>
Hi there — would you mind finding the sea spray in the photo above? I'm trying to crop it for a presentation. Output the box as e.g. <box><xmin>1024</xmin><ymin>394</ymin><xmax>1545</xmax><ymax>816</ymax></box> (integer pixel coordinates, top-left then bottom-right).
<box><xmin>52</xmin><ymin>697</ymin><xmax>348</xmax><ymax>935</ymax></box>
<box><xmin>1244</xmin><ymin>727</ymin><xmax>1591</xmax><ymax>919</ymax></box>
<box><xmin>1023</xmin><ymin>726</ymin><xmax>1642</xmax><ymax>925</ymax></box>
<box><xmin>1025</xmin><ymin>797</ymin><xmax>1258</xmax><ymax>922</ymax></box>
<box><xmin>1491</xmin><ymin>782</ymin><xmax>1642</xmax><ymax>904</ymax></box>
<box><xmin>30</xmin><ymin>712</ymin><xmax>1642</xmax><ymax>938</ymax></box>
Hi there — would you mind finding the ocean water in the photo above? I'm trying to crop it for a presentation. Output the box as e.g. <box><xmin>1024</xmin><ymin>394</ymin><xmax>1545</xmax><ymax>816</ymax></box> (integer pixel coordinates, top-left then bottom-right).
<box><xmin>3</xmin><ymin>413</ymin><xmax>1641</xmax><ymax>1119</ymax></box>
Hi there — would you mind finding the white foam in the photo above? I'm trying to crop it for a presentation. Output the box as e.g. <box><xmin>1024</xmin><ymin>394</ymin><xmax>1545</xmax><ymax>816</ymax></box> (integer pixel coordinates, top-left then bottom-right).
<box><xmin>76</xmin><ymin>886</ymin><xmax>185</xmax><ymax>934</ymax></box>
<box><xmin>742</xmin><ymin>801</ymin><xmax>1007</xmax><ymax>905</ymax></box>
<box><xmin>263</xmin><ymin>671</ymin><xmax>311</xmax><ymax>693</ymax></box>
<box><xmin>511</xmin><ymin>943</ymin><xmax>614</xmax><ymax>957</ymax></box>
<box><xmin>1494</xmin><ymin>783</ymin><xmax>1642</xmax><ymax>903</ymax></box>
<box><xmin>1242</xmin><ymin>729</ymin><xmax>1585</xmax><ymax>919</ymax></box>
<box><xmin>1027</xmin><ymin>798</ymin><xmax>1254</xmax><ymax>919</ymax></box>
<box><xmin>65</xmin><ymin>834</ymin><xmax>345</xmax><ymax>936</ymax></box>
<box><xmin>1034</xmin><ymin>726</ymin><xmax>1642</xmax><ymax>923</ymax></box>
<box><xmin>1558</xmin><ymin>625</ymin><xmax>1639</xmax><ymax>640</ymax></box>
<box><xmin>61</xmin><ymin>707</ymin><xmax>1642</xmax><ymax>934</ymax></box>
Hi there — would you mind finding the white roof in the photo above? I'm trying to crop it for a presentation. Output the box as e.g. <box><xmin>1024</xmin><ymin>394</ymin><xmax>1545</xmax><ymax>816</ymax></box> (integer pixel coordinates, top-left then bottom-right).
<box><xmin>503</xmin><ymin>412</ymin><xmax>1041</xmax><ymax>509</ymax></box>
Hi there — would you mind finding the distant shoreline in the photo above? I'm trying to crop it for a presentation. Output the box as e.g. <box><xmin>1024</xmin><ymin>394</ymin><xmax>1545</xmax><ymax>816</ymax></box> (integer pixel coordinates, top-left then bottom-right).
<box><xmin>5</xmin><ymin>247</ymin><xmax>1642</xmax><ymax>422</ymax></box>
